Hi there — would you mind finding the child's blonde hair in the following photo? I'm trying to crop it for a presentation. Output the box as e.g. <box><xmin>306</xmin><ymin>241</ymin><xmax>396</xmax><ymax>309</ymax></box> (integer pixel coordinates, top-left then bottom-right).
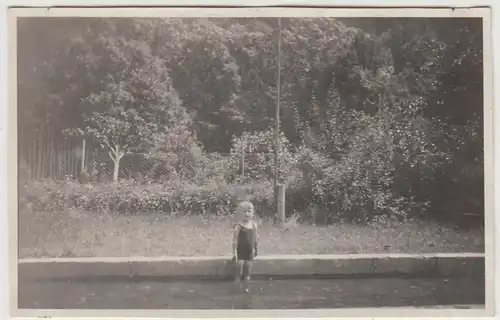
<box><xmin>236</xmin><ymin>200</ymin><xmax>255</xmax><ymax>215</ymax></box>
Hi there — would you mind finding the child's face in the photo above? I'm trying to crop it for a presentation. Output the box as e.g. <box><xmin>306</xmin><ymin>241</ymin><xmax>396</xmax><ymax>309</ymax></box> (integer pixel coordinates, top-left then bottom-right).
<box><xmin>240</xmin><ymin>205</ymin><xmax>254</xmax><ymax>221</ymax></box>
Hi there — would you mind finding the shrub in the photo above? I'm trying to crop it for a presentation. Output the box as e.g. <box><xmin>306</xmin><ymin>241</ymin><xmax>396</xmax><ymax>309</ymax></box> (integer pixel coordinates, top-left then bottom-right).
<box><xmin>19</xmin><ymin>179</ymin><xmax>274</xmax><ymax>218</ymax></box>
<box><xmin>19</xmin><ymin>180</ymin><xmax>86</xmax><ymax>212</ymax></box>
<box><xmin>229</xmin><ymin>129</ymin><xmax>297</xmax><ymax>184</ymax></box>
<box><xmin>285</xmin><ymin>112</ymin><xmax>421</xmax><ymax>224</ymax></box>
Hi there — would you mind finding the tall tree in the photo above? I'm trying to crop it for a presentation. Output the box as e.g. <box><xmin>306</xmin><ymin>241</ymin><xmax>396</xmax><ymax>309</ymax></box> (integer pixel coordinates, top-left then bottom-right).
<box><xmin>62</xmin><ymin>20</ymin><xmax>192</xmax><ymax>182</ymax></box>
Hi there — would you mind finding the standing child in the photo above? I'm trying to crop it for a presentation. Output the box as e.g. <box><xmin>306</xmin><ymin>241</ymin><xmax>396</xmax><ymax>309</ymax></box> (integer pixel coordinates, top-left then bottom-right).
<box><xmin>232</xmin><ymin>201</ymin><xmax>258</xmax><ymax>293</ymax></box>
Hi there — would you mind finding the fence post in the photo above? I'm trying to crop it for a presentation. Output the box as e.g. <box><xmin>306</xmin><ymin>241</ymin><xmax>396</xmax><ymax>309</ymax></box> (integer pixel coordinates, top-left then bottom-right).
<box><xmin>48</xmin><ymin>126</ymin><xmax>54</xmax><ymax>179</ymax></box>
<box><xmin>277</xmin><ymin>183</ymin><xmax>286</xmax><ymax>226</ymax></box>
<box><xmin>36</xmin><ymin>129</ymin><xmax>42</xmax><ymax>180</ymax></box>
<box><xmin>28</xmin><ymin>142</ymin><xmax>33</xmax><ymax>180</ymax></box>
<box><xmin>81</xmin><ymin>139</ymin><xmax>86</xmax><ymax>173</ymax></box>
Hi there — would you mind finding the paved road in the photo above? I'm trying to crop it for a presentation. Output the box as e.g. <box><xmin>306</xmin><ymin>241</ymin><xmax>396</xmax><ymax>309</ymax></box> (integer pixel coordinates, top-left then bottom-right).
<box><xmin>19</xmin><ymin>272</ymin><xmax>484</xmax><ymax>309</ymax></box>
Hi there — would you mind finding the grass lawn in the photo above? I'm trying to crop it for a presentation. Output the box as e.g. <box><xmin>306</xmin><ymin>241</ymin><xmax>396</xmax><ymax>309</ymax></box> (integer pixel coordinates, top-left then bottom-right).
<box><xmin>18</xmin><ymin>209</ymin><xmax>484</xmax><ymax>258</ymax></box>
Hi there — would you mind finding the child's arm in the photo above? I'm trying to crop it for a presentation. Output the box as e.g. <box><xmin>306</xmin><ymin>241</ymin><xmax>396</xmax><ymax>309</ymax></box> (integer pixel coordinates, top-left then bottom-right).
<box><xmin>232</xmin><ymin>224</ymin><xmax>240</xmax><ymax>257</ymax></box>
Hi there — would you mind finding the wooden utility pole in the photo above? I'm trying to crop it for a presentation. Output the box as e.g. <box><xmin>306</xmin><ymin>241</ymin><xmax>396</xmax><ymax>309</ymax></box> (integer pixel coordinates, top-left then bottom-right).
<box><xmin>274</xmin><ymin>17</ymin><xmax>282</xmax><ymax>221</ymax></box>
<box><xmin>277</xmin><ymin>183</ymin><xmax>285</xmax><ymax>225</ymax></box>
<box><xmin>240</xmin><ymin>132</ymin><xmax>245</xmax><ymax>183</ymax></box>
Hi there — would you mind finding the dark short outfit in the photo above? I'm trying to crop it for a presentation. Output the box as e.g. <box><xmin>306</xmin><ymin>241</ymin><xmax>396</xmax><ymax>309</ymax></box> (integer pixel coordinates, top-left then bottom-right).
<box><xmin>235</xmin><ymin>223</ymin><xmax>257</xmax><ymax>261</ymax></box>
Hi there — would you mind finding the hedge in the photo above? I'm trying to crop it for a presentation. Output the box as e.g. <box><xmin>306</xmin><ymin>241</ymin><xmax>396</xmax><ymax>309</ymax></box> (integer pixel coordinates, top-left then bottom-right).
<box><xmin>19</xmin><ymin>179</ymin><xmax>276</xmax><ymax>217</ymax></box>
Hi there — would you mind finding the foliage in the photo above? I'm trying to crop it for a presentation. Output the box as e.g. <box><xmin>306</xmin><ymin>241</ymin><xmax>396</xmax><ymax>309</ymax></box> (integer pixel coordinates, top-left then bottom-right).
<box><xmin>17</xmin><ymin>17</ymin><xmax>484</xmax><ymax>225</ymax></box>
<box><xmin>229</xmin><ymin>129</ymin><xmax>297</xmax><ymax>184</ymax></box>
<box><xmin>20</xmin><ymin>179</ymin><xmax>274</xmax><ymax>218</ymax></box>
<box><xmin>58</xmin><ymin>21</ymin><xmax>194</xmax><ymax>181</ymax></box>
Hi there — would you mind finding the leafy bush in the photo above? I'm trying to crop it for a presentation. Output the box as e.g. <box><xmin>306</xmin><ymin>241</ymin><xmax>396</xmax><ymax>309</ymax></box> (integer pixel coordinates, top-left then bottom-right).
<box><xmin>284</xmin><ymin>102</ymin><xmax>437</xmax><ymax>224</ymax></box>
<box><xmin>19</xmin><ymin>179</ymin><xmax>274</xmax><ymax>218</ymax></box>
<box><xmin>229</xmin><ymin>129</ymin><xmax>297</xmax><ymax>184</ymax></box>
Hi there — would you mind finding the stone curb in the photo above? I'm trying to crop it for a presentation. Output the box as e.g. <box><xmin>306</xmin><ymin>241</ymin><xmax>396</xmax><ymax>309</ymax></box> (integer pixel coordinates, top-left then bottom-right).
<box><xmin>18</xmin><ymin>253</ymin><xmax>485</xmax><ymax>279</ymax></box>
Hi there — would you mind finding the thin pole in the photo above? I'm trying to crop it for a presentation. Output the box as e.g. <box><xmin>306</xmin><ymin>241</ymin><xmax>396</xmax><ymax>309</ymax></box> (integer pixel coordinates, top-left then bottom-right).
<box><xmin>37</xmin><ymin>125</ymin><xmax>43</xmax><ymax>180</ymax></box>
<box><xmin>240</xmin><ymin>132</ymin><xmax>245</xmax><ymax>183</ymax></box>
<box><xmin>81</xmin><ymin>139</ymin><xmax>86</xmax><ymax>173</ymax></box>
<box><xmin>48</xmin><ymin>126</ymin><xmax>54</xmax><ymax>179</ymax></box>
<box><xmin>274</xmin><ymin>17</ymin><xmax>282</xmax><ymax>219</ymax></box>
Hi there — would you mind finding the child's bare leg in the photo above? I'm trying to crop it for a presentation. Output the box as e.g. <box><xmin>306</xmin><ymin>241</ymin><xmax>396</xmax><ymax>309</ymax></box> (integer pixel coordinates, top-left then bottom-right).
<box><xmin>242</xmin><ymin>261</ymin><xmax>253</xmax><ymax>292</ymax></box>
<box><xmin>245</xmin><ymin>260</ymin><xmax>254</xmax><ymax>280</ymax></box>
<box><xmin>234</xmin><ymin>260</ymin><xmax>244</xmax><ymax>283</ymax></box>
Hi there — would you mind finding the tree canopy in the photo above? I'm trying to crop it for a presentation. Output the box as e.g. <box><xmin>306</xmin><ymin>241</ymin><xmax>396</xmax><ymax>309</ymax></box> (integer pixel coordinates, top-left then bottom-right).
<box><xmin>17</xmin><ymin>17</ymin><xmax>484</xmax><ymax>224</ymax></box>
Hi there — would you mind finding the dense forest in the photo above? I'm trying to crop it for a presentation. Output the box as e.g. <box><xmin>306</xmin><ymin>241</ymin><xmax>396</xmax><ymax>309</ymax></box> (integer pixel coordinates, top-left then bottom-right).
<box><xmin>17</xmin><ymin>17</ymin><xmax>484</xmax><ymax>226</ymax></box>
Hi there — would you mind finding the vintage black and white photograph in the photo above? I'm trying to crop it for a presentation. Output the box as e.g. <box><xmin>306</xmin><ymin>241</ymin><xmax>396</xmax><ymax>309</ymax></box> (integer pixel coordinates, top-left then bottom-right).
<box><xmin>11</xmin><ymin>6</ymin><xmax>493</xmax><ymax>317</ymax></box>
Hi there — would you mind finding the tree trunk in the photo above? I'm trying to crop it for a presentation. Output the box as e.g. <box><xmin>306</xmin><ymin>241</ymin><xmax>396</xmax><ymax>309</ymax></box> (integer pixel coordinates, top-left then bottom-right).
<box><xmin>113</xmin><ymin>157</ymin><xmax>120</xmax><ymax>182</ymax></box>
<box><xmin>108</xmin><ymin>144</ymin><xmax>125</xmax><ymax>184</ymax></box>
